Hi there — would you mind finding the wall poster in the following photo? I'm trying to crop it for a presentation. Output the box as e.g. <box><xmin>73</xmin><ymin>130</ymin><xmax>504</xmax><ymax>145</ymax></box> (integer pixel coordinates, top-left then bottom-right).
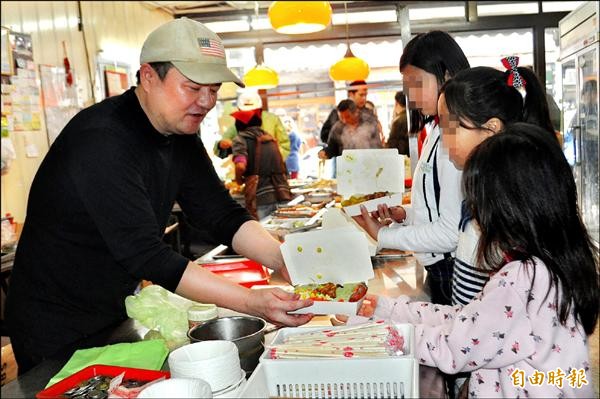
<box><xmin>1</xmin><ymin>26</ymin><xmax>13</xmax><ymax>76</ymax></box>
<box><xmin>7</xmin><ymin>32</ymin><xmax>42</xmax><ymax>132</ymax></box>
<box><xmin>39</xmin><ymin>64</ymin><xmax>80</xmax><ymax>145</ymax></box>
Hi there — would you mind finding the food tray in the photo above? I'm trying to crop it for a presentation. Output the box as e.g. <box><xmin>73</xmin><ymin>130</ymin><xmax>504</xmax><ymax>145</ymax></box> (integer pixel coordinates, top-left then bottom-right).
<box><xmin>239</xmin><ymin>357</ymin><xmax>419</xmax><ymax>398</ymax></box>
<box><xmin>201</xmin><ymin>260</ymin><xmax>270</xmax><ymax>288</ymax></box>
<box><xmin>261</xmin><ymin>323</ymin><xmax>415</xmax><ymax>362</ymax></box>
<box><xmin>36</xmin><ymin>364</ymin><xmax>170</xmax><ymax>398</ymax></box>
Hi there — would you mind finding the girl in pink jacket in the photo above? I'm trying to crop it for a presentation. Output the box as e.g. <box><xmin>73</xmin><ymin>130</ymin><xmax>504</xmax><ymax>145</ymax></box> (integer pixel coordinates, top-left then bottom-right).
<box><xmin>353</xmin><ymin>124</ymin><xmax>598</xmax><ymax>398</ymax></box>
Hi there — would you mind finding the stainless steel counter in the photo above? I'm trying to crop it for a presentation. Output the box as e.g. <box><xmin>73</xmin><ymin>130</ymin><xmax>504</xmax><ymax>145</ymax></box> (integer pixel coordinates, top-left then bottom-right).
<box><xmin>2</xmin><ymin>250</ymin><xmax>447</xmax><ymax>398</ymax></box>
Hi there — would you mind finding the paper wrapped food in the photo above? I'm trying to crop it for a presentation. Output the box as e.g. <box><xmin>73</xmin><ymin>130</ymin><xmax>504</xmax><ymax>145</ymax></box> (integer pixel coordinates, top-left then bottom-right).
<box><xmin>281</xmin><ymin>227</ymin><xmax>374</xmax><ymax>315</ymax></box>
<box><xmin>337</xmin><ymin>149</ymin><xmax>405</xmax><ymax>216</ymax></box>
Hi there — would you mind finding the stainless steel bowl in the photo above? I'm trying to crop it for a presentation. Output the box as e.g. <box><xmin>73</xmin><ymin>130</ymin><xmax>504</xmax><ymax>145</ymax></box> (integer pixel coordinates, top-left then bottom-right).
<box><xmin>187</xmin><ymin>316</ymin><xmax>267</xmax><ymax>373</ymax></box>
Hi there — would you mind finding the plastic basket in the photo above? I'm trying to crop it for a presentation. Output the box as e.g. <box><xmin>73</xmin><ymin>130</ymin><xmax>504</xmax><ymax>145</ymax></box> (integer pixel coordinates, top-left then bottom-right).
<box><xmin>261</xmin><ymin>323</ymin><xmax>415</xmax><ymax>362</ymax></box>
<box><xmin>239</xmin><ymin>357</ymin><xmax>419</xmax><ymax>398</ymax></box>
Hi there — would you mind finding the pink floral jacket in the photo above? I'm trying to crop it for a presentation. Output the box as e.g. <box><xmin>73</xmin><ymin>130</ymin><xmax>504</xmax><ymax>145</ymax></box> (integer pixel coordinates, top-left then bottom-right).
<box><xmin>362</xmin><ymin>259</ymin><xmax>594</xmax><ymax>398</ymax></box>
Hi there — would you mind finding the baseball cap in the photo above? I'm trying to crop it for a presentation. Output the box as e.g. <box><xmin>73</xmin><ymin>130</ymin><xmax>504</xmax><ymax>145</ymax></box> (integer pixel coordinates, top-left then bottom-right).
<box><xmin>140</xmin><ymin>17</ymin><xmax>244</xmax><ymax>87</ymax></box>
<box><xmin>237</xmin><ymin>90</ymin><xmax>262</xmax><ymax>111</ymax></box>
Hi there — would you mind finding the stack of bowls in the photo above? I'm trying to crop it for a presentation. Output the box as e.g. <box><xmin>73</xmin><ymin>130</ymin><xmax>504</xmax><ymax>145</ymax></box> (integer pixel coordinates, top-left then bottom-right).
<box><xmin>168</xmin><ymin>340</ymin><xmax>243</xmax><ymax>394</ymax></box>
<box><xmin>137</xmin><ymin>378</ymin><xmax>213</xmax><ymax>398</ymax></box>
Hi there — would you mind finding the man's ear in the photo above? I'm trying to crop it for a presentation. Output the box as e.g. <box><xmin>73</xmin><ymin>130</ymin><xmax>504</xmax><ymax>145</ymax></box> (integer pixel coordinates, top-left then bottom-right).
<box><xmin>138</xmin><ymin>63</ymin><xmax>155</xmax><ymax>90</ymax></box>
<box><xmin>483</xmin><ymin>117</ymin><xmax>504</xmax><ymax>134</ymax></box>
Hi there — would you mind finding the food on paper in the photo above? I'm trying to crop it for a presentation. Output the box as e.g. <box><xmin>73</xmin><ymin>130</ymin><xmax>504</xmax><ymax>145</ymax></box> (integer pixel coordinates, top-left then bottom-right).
<box><xmin>294</xmin><ymin>282</ymin><xmax>367</xmax><ymax>302</ymax></box>
<box><xmin>341</xmin><ymin>191</ymin><xmax>389</xmax><ymax>207</ymax></box>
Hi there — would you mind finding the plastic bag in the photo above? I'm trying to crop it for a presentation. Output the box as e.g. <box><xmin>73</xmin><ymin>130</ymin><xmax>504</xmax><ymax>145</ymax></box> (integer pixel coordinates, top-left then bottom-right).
<box><xmin>125</xmin><ymin>285</ymin><xmax>202</xmax><ymax>350</ymax></box>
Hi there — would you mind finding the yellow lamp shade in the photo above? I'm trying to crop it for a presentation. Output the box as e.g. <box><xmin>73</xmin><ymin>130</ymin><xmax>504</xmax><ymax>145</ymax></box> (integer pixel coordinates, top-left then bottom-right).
<box><xmin>268</xmin><ymin>1</ymin><xmax>332</xmax><ymax>34</ymax></box>
<box><xmin>329</xmin><ymin>48</ymin><xmax>370</xmax><ymax>81</ymax></box>
<box><xmin>243</xmin><ymin>64</ymin><xmax>279</xmax><ymax>89</ymax></box>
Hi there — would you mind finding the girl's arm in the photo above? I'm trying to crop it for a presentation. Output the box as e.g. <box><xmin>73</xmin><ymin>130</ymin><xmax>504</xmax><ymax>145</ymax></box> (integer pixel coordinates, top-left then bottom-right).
<box><xmin>393</xmin><ymin>263</ymin><xmax>536</xmax><ymax>374</ymax></box>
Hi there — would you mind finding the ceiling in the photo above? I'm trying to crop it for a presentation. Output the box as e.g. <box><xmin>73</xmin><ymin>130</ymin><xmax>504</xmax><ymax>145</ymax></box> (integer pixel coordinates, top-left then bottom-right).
<box><xmin>140</xmin><ymin>1</ymin><xmax>423</xmax><ymax>19</ymax></box>
<box><xmin>141</xmin><ymin>1</ymin><xmax>272</xmax><ymax>16</ymax></box>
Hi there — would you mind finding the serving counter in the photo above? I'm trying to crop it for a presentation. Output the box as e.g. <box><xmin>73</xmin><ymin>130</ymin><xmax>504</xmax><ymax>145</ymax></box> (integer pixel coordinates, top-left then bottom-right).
<box><xmin>1</xmin><ymin>252</ymin><xmax>447</xmax><ymax>398</ymax></box>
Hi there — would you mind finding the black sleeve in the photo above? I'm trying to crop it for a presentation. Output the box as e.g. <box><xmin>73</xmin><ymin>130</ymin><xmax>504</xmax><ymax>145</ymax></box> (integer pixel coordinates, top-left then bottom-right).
<box><xmin>177</xmin><ymin>137</ymin><xmax>253</xmax><ymax>248</ymax></box>
<box><xmin>64</xmin><ymin>127</ymin><xmax>189</xmax><ymax>291</ymax></box>
<box><xmin>320</xmin><ymin>109</ymin><xmax>338</xmax><ymax>144</ymax></box>
<box><xmin>325</xmin><ymin>122</ymin><xmax>342</xmax><ymax>158</ymax></box>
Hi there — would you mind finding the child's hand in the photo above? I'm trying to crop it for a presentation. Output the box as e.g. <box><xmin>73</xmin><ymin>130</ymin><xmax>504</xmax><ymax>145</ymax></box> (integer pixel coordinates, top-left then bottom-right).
<box><xmin>333</xmin><ymin>294</ymin><xmax>379</xmax><ymax>324</ymax></box>
<box><xmin>358</xmin><ymin>294</ymin><xmax>378</xmax><ymax>317</ymax></box>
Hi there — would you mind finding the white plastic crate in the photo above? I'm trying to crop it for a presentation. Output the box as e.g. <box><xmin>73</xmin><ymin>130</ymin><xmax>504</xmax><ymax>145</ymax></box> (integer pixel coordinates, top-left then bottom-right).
<box><xmin>239</xmin><ymin>357</ymin><xmax>419</xmax><ymax>398</ymax></box>
<box><xmin>261</xmin><ymin>323</ymin><xmax>415</xmax><ymax>362</ymax></box>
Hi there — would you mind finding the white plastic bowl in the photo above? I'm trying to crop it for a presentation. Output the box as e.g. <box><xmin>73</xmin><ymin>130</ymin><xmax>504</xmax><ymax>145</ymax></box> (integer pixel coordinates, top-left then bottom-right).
<box><xmin>137</xmin><ymin>377</ymin><xmax>213</xmax><ymax>398</ymax></box>
<box><xmin>168</xmin><ymin>340</ymin><xmax>242</xmax><ymax>391</ymax></box>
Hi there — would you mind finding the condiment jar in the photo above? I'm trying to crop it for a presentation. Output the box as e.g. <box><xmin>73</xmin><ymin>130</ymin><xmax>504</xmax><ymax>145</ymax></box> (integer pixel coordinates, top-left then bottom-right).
<box><xmin>187</xmin><ymin>304</ymin><xmax>218</xmax><ymax>330</ymax></box>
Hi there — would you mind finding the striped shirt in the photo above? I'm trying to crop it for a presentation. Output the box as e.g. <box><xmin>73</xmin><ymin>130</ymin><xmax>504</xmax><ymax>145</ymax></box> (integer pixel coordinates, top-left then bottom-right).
<box><xmin>451</xmin><ymin>205</ymin><xmax>490</xmax><ymax>306</ymax></box>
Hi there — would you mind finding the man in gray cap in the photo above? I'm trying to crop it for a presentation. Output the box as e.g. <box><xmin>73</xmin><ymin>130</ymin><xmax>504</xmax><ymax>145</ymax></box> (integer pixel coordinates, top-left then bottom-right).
<box><xmin>6</xmin><ymin>17</ymin><xmax>312</xmax><ymax>374</ymax></box>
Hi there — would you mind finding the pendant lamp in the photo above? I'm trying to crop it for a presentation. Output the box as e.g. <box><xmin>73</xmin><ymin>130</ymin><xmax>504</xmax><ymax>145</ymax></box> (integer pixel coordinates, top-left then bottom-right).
<box><xmin>242</xmin><ymin>63</ymin><xmax>279</xmax><ymax>89</ymax></box>
<box><xmin>243</xmin><ymin>4</ymin><xmax>279</xmax><ymax>90</ymax></box>
<box><xmin>268</xmin><ymin>1</ymin><xmax>332</xmax><ymax>34</ymax></box>
<box><xmin>329</xmin><ymin>2</ymin><xmax>369</xmax><ymax>82</ymax></box>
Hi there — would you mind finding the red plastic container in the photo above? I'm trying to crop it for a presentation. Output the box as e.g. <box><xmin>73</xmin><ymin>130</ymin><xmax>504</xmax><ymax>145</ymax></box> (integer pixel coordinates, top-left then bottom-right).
<box><xmin>201</xmin><ymin>259</ymin><xmax>270</xmax><ymax>288</ymax></box>
<box><xmin>36</xmin><ymin>364</ymin><xmax>170</xmax><ymax>398</ymax></box>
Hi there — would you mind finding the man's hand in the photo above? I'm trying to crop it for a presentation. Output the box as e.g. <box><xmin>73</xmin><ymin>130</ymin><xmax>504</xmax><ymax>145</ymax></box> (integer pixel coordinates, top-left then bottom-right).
<box><xmin>246</xmin><ymin>287</ymin><xmax>313</xmax><ymax>326</ymax></box>
<box><xmin>219</xmin><ymin>139</ymin><xmax>233</xmax><ymax>150</ymax></box>
<box><xmin>318</xmin><ymin>150</ymin><xmax>328</xmax><ymax>160</ymax></box>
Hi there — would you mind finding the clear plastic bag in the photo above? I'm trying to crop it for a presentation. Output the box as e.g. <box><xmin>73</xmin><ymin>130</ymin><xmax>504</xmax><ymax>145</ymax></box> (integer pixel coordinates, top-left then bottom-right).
<box><xmin>125</xmin><ymin>285</ymin><xmax>203</xmax><ymax>350</ymax></box>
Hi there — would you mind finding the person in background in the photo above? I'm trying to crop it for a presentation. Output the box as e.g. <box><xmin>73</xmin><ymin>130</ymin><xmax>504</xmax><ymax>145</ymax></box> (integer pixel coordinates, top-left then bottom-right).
<box><xmin>232</xmin><ymin>109</ymin><xmax>291</xmax><ymax>220</ymax></box>
<box><xmin>318</xmin><ymin>99</ymin><xmax>382</xmax><ymax>160</ymax></box>
<box><xmin>281</xmin><ymin>116</ymin><xmax>302</xmax><ymax>179</ymax></box>
<box><xmin>348</xmin><ymin>124</ymin><xmax>599</xmax><ymax>399</ymax></box>
<box><xmin>386</xmin><ymin>91</ymin><xmax>409</xmax><ymax>155</ymax></box>
<box><xmin>355</xmin><ymin>30</ymin><xmax>469</xmax><ymax>306</ymax></box>
<box><xmin>439</xmin><ymin>60</ymin><xmax>557</xmax><ymax>308</ymax></box>
<box><xmin>320</xmin><ymin>80</ymin><xmax>369</xmax><ymax>144</ymax></box>
<box><xmin>365</xmin><ymin>100</ymin><xmax>385</xmax><ymax>145</ymax></box>
<box><xmin>214</xmin><ymin>90</ymin><xmax>290</xmax><ymax>160</ymax></box>
<box><xmin>5</xmin><ymin>18</ymin><xmax>312</xmax><ymax>375</ymax></box>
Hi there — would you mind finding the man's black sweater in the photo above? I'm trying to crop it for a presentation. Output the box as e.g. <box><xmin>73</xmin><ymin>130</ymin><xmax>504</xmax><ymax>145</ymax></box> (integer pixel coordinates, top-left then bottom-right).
<box><xmin>5</xmin><ymin>88</ymin><xmax>252</xmax><ymax>366</ymax></box>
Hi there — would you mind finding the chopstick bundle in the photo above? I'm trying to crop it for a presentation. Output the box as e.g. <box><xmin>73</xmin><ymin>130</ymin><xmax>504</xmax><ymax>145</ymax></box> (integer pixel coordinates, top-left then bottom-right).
<box><xmin>267</xmin><ymin>321</ymin><xmax>405</xmax><ymax>359</ymax></box>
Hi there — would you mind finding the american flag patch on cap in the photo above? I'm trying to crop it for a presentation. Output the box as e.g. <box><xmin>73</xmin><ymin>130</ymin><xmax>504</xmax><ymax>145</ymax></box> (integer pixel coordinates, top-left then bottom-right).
<box><xmin>198</xmin><ymin>38</ymin><xmax>225</xmax><ymax>58</ymax></box>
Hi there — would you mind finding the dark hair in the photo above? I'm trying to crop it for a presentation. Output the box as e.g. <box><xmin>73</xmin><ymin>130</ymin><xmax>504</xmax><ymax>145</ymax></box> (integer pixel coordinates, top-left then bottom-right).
<box><xmin>463</xmin><ymin>123</ymin><xmax>599</xmax><ymax>334</ymax></box>
<box><xmin>337</xmin><ymin>99</ymin><xmax>357</xmax><ymax>113</ymax></box>
<box><xmin>400</xmin><ymin>31</ymin><xmax>470</xmax><ymax>133</ymax></box>
<box><xmin>135</xmin><ymin>62</ymin><xmax>174</xmax><ymax>84</ymax></box>
<box><xmin>348</xmin><ymin>80</ymin><xmax>367</xmax><ymax>94</ymax></box>
<box><xmin>441</xmin><ymin>66</ymin><xmax>556</xmax><ymax>137</ymax></box>
<box><xmin>395</xmin><ymin>91</ymin><xmax>406</xmax><ymax>107</ymax></box>
<box><xmin>234</xmin><ymin>114</ymin><xmax>262</xmax><ymax>132</ymax></box>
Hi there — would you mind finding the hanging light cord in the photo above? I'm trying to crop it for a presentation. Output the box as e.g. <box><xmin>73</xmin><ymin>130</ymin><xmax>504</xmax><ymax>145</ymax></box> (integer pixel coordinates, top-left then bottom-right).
<box><xmin>345</xmin><ymin>2</ymin><xmax>349</xmax><ymax>47</ymax></box>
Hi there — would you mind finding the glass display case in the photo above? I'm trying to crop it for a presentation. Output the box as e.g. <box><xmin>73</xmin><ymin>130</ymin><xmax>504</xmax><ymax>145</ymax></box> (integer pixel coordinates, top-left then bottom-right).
<box><xmin>559</xmin><ymin>1</ymin><xmax>599</xmax><ymax>243</ymax></box>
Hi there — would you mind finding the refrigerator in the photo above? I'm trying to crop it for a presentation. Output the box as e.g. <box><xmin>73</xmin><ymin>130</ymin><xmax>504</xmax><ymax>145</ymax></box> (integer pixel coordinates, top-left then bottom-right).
<box><xmin>559</xmin><ymin>1</ymin><xmax>599</xmax><ymax>244</ymax></box>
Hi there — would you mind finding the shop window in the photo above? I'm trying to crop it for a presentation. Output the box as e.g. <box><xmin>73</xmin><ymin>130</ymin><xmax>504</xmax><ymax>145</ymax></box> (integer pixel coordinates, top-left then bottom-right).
<box><xmin>541</xmin><ymin>1</ymin><xmax>587</xmax><ymax>13</ymax></box>
<box><xmin>451</xmin><ymin>29</ymin><xmax>533</xmax><ymax>68</ymax></box>
<box><xmin>477</xmin><ymin>2</ymin><xmax>539</xmax><ymax>17</ymax></box>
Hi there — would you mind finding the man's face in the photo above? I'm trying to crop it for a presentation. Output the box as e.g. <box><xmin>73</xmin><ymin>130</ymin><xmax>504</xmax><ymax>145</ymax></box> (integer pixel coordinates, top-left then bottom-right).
<box><xmin>349</xmin><ymin>87</ymin><xmax>368</xmax><ymax>108</ymax></box>
<box><xmin>339</xmin><ymin>109</ymin><xmax>359</xmax><ymax>127</ymax></box>
<box><xmin>141</xmin><ymin>65</ymin><xmax>221</xmax><ymax>135</ymax></box>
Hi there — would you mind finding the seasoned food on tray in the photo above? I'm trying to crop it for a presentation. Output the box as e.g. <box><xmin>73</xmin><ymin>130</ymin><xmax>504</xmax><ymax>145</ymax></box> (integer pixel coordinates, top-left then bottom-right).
<box><xmin>294</xmin><ymin>282</ymin><xmax>368</xmax><ymax>302</ymax></box>
<box><xmin>341</xmin><ymin>191</ymin><xmax>389</xmax><ymax>207</ymax></box>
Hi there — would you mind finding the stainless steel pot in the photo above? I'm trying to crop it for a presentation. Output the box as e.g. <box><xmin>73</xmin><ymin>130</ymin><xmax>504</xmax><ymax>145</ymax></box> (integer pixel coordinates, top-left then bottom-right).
<box><xmin>187</xmin><ymin>316</ymin><xmax>278</xmax><ymax>373</ymax></box>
